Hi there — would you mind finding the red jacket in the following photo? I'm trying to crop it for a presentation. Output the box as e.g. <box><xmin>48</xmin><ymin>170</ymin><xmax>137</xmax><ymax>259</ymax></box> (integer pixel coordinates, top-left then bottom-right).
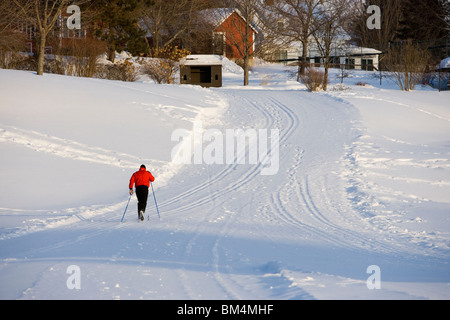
<box><xmin>129</xmin><ymin>168</ymin><xmax>155</xmax><ymax>189</ymax></box>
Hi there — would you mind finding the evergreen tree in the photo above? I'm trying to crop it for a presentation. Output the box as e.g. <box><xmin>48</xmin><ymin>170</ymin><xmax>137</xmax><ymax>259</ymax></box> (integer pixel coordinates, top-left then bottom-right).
<box><xmin>92</xmin><ymin>0</ymin><xmax>153</xmax><ymax>62</ymax></box>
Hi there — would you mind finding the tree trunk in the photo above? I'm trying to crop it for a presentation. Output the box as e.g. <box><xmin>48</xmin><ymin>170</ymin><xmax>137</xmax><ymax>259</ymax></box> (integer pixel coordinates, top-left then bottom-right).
<box><xmin>243</xmin><ymin>11</ymin><xmax>250</xmax><ymax>87</ymax></box>
<box><xmin>243</xmin><ymin>56</ymin><xmax>249</xmax><ymax>86</ymax></box>
<box><xmin>323</xmin><ymin>62</ymin><xmax>329</xmax><ymax>91</ymax></box>
<box><xmin>109</xmin><ymin>47</ymin><xmax>116</xmax><ymax>63</ymax></box>
<box><xmin>299</xmin><ymin>39</ymin><xmax>309</xmax><ymax>78</ymax></box>
<box><xmin>37</xmin><ymin>32</ymin><xmax>46</xmax><ymax>76</ymax></box>
<box><xmin>108</xmin><ymin>22</ymin><xmax>116</xmax><ymax>63</ymax></box>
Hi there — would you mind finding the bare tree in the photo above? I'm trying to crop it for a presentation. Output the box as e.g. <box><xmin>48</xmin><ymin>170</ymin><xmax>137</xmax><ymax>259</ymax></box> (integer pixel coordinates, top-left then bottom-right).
<box><xmin>10</xmin><ymin>0</ymin><xmax>83</xmax><ymax>75</ymax></box>
<box><xmin>444</xmin><ymin>0</ymin><xmax>450</xmax><ymax>35</ymax></box>
<box><xmin>141</xmin><ymin>0</ymin><xmax>210</xmax><ymax>52</ymax></box>
<box><xmin>312</xmin><ymin>0</ymin><xmax>350</xmax><ymax>91</ymax></box>
<box><xmin>230</xmin><ymin>0</ymin><xmax>258</xmax><ymax>86</ymax></box>
<box><xmin>212</xmin><ymin>0</ymin><xmax>270</xmax><ymax>86</ymax></box>
<box><xmin>266</xmin><ymin>0</ymin><xmax>323</xmax><ymax>78</ymax></box>
<box><xmin>0</xmin><ymin>1</ymin><xmax>28</xmax><ymax>69</ymax></box>
<box><xmin>346</xmin><ymin>0</ymin><xmax>402</xmax><ymax>53</ymax></box>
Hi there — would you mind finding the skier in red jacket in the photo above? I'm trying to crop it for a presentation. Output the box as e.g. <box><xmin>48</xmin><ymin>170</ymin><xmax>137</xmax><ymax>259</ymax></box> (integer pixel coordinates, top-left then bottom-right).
<box><xmin>129</xmin><ymin>165</ymin><xmax>155</xmax><ymax>221</ymax></box>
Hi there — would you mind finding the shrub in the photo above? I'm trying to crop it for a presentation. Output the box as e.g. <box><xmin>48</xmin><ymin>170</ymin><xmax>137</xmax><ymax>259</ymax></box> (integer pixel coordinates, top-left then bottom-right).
<box><xmin>0</xmin><ymin>30</ymin><xmax>28</xmax><ymax>70</ymax></box>
<box><xmin>13</xmin><ymin>54</ymin><xmax>36</xmax><ymax>71</ymax></box>
<box><xmin>59</xmin><ymin>38</ymin><xmax>108</xmax><ymax>78</ymax></box>
<box><xmin>141</xmin><ymin>46</ymin><xmax>190</xmax><ymax>84</ymax></box>
<box><xmin>384</xmin><ymin>40</ymin><xmax>431</xmax><ymax>91</ymax></box>
<box><xmin>141</xmin><ymin>58</ymin><xmax>177</xmax><ymax>84</ymax></box>
<box><xmin>95</xmin><ymin>59</ymin><xmax>138</xmax><ymax>82</ymax></box>
<box><xmin>43</xmin><ymin>55</ymin><xmax>66</xmax><ymax>75</ymax></box>
<box><xmin>300</xmin><ymin>67</ymin><xmax>324</xmax><ymax>92</ymax></box>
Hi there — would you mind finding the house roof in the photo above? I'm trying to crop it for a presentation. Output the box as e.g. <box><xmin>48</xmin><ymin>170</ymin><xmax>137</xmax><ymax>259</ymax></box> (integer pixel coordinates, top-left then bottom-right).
<box><xmin>281</xmin><ymin>41</ymin><xmax>381</xmax><ymax>58</ymax></box>
<box><xmin>438</xmin><ymin>57</ymin><xmax>450</xmax><ymax>70</ymax></box>
<box><xmin>198</xmin><ymin>8</ymin><xmax>259</xmax><ymax>33</ymax></box>
<box><xmin>181</xmin><ymin>54</ymin><xmax>223</xmax><ymax>66</ymax></box>
<box><xmin>345</xmin><ymin>46</ymin><xmax>382</xmax><ymax>56</ymax></box>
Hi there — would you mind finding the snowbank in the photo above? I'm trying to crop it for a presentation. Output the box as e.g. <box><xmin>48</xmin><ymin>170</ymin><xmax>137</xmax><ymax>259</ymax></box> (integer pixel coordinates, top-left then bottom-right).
<box><xmin>0</xmin><ymin>69</ymin><xmax>227</xmax><ymax>210</ymax></box>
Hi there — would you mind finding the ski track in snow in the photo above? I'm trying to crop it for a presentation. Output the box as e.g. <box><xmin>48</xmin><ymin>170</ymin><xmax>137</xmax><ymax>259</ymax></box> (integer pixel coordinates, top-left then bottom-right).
<box><xmin>168</xmin><ymin>91</ymin><xmax>311</xmax><ymax>299</ymax></box>
<box><xmin>2</xmin><ymin>90</ymin><xmax>447</xmax><ymax>299</ymax></box>
<box><xmin>0</xmin><ymin>202</ymin><xmax>127</xmax><ymax>241</ymax></box>
<box><xmin>146</xmin><ymin>89</ymin><xmax>447</xmax><ymax>299</ymax></box>
<box><xmin>349</xmin><ymin>95</ymin><xmax>450</xmax><ymax>123</ymax></box>
<box><xmin>1</xmin><ymin>68</ymin><xmax>449</xmax><ymax>299</ymax></box>
<box><xmin>237</xmin><ymin>92</ymin><xmax>411</xmax><ymax>257</ymax></box>
<box><xmin>0</xmin><ymin>125</ymin><xmax>166</xmax><ymax>169</ymax></box>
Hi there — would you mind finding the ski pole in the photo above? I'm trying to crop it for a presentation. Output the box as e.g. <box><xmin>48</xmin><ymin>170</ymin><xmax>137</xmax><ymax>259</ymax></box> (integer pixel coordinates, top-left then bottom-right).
<box><xmin>150</xmin><ymin>182</ymin><xmax>160</xmax><ymax>220</ymax></box>
<box><xmin>121</xmin><ymin>194</ymin><xmax>132</xmax><ymax>223</ymax></box>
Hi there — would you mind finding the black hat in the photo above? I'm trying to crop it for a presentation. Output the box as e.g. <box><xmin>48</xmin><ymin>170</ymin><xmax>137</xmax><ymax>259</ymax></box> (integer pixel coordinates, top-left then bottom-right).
<box><xmin>140</xmin><ymin>164</ymin><xmax>146</xmax><ymax>169</ymax></box>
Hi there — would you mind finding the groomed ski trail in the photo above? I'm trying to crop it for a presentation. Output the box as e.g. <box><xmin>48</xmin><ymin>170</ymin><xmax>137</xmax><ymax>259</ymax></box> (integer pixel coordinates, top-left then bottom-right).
<box><xmin>2</xmin><ymin>86</ymin><xmax>449</xmax><ymax>300</ymax></box>
<box><xmin>154</xmin><ymin>88</ymin><xmax>449</xmax><ymax>299</ymax></box>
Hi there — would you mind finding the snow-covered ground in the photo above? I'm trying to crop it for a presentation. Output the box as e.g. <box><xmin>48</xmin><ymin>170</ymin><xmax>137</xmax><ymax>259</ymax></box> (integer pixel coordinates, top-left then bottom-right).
<box><xmin>0</xmin><ymin>59</ymin><xmax>449</xmax><ymax>300</ymax></box>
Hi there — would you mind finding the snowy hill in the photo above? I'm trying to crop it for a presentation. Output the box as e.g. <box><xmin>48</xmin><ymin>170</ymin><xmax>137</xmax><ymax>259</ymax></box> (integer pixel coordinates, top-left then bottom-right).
<box><xmin>0</xmin><ymin>63</ymin><xmax>449</xmax><ymax>300</ymax></box>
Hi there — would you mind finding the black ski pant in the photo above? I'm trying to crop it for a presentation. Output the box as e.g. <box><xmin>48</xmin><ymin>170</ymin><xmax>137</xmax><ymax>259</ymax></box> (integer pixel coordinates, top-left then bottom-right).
<box><xmin>135</xmin><ymin>185</ymin><xmax>149</xmax><ymax>216</ymax></box>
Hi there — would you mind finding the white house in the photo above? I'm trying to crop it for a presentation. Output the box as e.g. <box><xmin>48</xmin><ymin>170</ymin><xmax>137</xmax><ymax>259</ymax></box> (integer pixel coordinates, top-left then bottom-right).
<box><xmin>271</xmin><ymin>39</ymin><xmax>382</xmax><ymax>71</ymax></box>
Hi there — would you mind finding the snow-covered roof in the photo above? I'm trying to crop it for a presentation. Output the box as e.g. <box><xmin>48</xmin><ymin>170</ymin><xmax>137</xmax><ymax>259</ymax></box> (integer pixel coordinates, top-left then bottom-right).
<box><xmin>198</xmin><ymin>8</ymin><xmax>259</xmax><ymax>33</ymax></box>
<box><xmin>181</xmin><ymin>55</ymin><xmax>223</xmax><ymax>66</ymax></box>
<box><xmin>283</xmin><ymin>41</ymin><xmax>381</xmax><ymax>58</ymax></box>
<box><xmin>438</xmin><ymin>57</ymin><xmax>450</xmax><ymax>69</ymax></box>
<box><xmin>345</xmin><ymin>46</ymin><xmax>382</xmax><ymax>56</ymax></box>
<box><xmin>199</xmin><ymin>8</ymin><xmax>234</xmax><ymax>27</ymax></box>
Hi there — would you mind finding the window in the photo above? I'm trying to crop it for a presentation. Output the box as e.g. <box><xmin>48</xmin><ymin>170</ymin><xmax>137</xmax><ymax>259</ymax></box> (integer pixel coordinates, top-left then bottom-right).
<box><xmin>213</xmin><ymin>32</ymin><xmax>225</xmax><ymax>55</ymax></box>
<box><xmin>362</xmin><ymin>59</ymin><xmax>374</xmax><ymax>71</ymax></box>
<box><xmin>345</xmin><ymin>58</ymin><xmax>355</xmax><ymax>69</ymax></box>
<box><xmin>275</xmin><ymin>50</ymin><xmax>287</xmax><ymax>62</ymax></box>
<box><xmin>18</xmin><ymin>23</ymin><xmax>36</xmax><ymax>40</ymax></box>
